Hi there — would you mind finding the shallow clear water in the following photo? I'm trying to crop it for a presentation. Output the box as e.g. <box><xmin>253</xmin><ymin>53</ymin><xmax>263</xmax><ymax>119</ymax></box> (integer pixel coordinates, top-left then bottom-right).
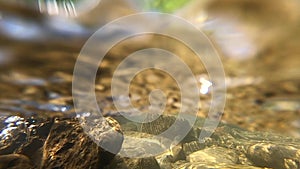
<box><xmin>0</xmin><ymin>1</ymin><xmax>299</xmax><ymax>168</ymax></box>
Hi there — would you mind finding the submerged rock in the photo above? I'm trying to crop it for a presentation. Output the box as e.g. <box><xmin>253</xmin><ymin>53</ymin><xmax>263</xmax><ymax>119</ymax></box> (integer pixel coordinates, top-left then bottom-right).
<box><xmin>187</xmin><ymin>146</ymin><xmax>238</xmax><ymax>164</ymax></box>
<box><xmin>112</xmin><ymin>115</ymin><xmax>300</xmax><ymax>169</ymax></box>
<box><xmin>106</xmin><ymin>156</ymin><xmax>160</xmax><ymax>169</ymax></box>
<box><xmin>140</xmin><ymin>115</ymin><xmax>197</xmax><ymax>143</ymax></box>
<box><xmin>174</xmin><ymin>162</ymin><xmax>267</xmax><ymax>169</ymax></box>
<box><xmin>120</xmin><ymin>131</ymin><xmax>168</xmax><ymax>157</ymax></box>
<box><xmin>247</xmin><ymin>143</ymin><xmax>300</xmax><ymax>169</ymax></box>
<box><xmin>182</xmin><ymin>141</ymin><xmax>206</xmax><ymax>156</ymax></box>
<box><xmin>1</xmin><ymin>113</ymin><xmax>300</xmax><ymax>169</ymax></box>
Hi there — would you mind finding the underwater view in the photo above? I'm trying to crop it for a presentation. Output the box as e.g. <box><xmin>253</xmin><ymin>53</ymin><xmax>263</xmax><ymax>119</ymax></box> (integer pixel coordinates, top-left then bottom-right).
<box><xmin>0</xmin><ymin>0</ymin><xmax>299</xmax><ymax>168</ymax></box>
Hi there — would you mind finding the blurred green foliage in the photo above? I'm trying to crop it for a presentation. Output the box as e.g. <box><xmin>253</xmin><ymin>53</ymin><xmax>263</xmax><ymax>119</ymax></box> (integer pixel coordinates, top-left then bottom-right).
<box><xmin>144</xmin><ymin>0</ymin><xmax>191</xmax><ymax>13</ymax></box>
<box><xmin>34</xmin><ymin>0</ymin><xmax>191</xmax><ymax>13</ymax></box>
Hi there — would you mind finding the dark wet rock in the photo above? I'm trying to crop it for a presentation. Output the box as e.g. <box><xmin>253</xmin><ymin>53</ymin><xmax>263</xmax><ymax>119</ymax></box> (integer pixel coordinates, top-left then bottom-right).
<box><xmin>0</xmin><ymin>116</ymin><xmax>52</xmax><ymax>157</ymax></box>
<box><xmin>41</xmin><ymin>117</ymin><xmax>123</xmax><ymax>169</ymax></box>
<box><xmin>0</xmin><ymin>129</ymin><xmax>27</xmax><ymax>155</ymax></box>
<box><xmin>15</xmin><ymin>137</ymin><xmax>44</xmax><ymax>167</ymax></box>
<box><xmin>0</xmin><ymin>138</ymin><xmax>25</xmax><ymax>155</ymax></box>
<box><xmin>0</xmin><ymin>154</ymin><xmax>33</xmax><ymax>169</ymax></box>
<box><xmin>33</xmin><ymin>120</ymin><xmax>53</xmax><ymax>139</ymax></box>
<box><xmin>106</xmin><ymin>156</ymin><xmax>160</xmax><ymax>169</ymax></box>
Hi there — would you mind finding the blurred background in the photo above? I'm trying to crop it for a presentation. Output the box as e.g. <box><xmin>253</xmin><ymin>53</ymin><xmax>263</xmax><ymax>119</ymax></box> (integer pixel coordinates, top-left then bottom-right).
<box><xmin>0</xmin><ymin>0</ymin><xmax>299</xmax><ymax>141</ymax></box>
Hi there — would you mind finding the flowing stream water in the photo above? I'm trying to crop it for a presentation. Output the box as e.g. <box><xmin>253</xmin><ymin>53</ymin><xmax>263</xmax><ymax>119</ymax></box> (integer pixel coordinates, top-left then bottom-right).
<box><xmin>0</xmin><ymin>1</ymin><xmax>299</xmax><ymax>168</ymax></box>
